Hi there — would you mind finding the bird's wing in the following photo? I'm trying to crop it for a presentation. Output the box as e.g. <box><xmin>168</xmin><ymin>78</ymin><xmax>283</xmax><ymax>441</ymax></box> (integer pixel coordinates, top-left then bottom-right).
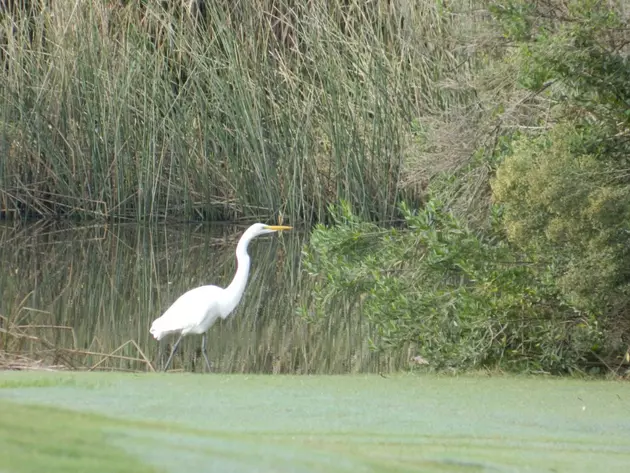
<box><xmin>150</xmin><ymin>285</ymin><xmax>223</xmax><ymax>338</ymax></box>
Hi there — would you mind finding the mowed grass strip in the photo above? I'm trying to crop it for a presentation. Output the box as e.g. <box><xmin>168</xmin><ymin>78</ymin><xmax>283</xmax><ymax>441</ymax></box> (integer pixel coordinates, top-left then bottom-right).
<box><xmin>0</xmin><ymin>401</ymin><xmax>158</xmax><ymax>473</ymax></box>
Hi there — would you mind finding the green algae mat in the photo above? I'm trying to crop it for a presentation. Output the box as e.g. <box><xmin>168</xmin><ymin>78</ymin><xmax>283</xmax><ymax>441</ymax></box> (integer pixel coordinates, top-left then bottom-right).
<box><xmin>1</xmin><ymin>373</ymin><xmax>628</xmax><ymax>472</ymax></box>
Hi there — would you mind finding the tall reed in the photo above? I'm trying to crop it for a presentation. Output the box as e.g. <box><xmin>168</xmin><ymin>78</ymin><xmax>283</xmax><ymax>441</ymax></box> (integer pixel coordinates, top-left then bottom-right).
<box><xmin>0</xmin><ymin>0</ymin><xmax>480</xmax><ymax>222</ymax></box>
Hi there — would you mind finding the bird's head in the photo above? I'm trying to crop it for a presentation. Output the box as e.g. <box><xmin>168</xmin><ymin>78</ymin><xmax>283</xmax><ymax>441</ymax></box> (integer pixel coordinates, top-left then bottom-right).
<box><xmin>247</xmin><ymin>222</ymin><xmax>293</xmax><ymax>237</ymax></box>
<box><xmin>237</xmin><ymin>223</ymin><xmax>293</xmax><ymax>251</ymax></box>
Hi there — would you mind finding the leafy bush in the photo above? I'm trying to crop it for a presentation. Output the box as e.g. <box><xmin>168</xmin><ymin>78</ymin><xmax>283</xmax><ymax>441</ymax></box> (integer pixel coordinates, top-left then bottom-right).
<box><xmin>489</xmin><ymin>0</ymin><xmax>630</xmax><ymax>359</ymax></box>
<box><xmin>492</xmin><ymin>124</ymin><xmax>630</xmax><ymax>315</ymax></box>
<box><xmin>302</xmin><ymin>200</ymin><xmax>600</xmax><ymax>372</ymax></box>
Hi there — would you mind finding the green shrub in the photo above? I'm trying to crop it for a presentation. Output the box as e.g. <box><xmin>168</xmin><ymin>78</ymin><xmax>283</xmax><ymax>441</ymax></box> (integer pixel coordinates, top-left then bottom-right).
<box><xmin>302</xmin><ymin>200</ymin><xmax>600</xmax><ymax>372</ymax></box>
<box><xmin>493</xmin><ymin>124</ymin><xmax>630</xmax><ymax>312</ymax></box>
<box><xmin>488</xmin><ymin>0</ymin><xmax>630</xmax><ymax>360</ymax></box>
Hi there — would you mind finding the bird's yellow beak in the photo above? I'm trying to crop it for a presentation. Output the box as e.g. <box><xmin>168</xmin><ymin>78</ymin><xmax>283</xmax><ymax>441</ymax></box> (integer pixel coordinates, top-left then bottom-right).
<box><xmin>265</xmin><ymin>225</ymin><xmax>293</xmax><ymax>231</ymax></box>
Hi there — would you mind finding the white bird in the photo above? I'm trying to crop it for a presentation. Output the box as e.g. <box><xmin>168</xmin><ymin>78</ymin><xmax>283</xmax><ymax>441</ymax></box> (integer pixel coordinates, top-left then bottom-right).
<box><xmin>150</xmin><ymin>223</ymin><xmax>293</xmax><ymax>372</ymax></box>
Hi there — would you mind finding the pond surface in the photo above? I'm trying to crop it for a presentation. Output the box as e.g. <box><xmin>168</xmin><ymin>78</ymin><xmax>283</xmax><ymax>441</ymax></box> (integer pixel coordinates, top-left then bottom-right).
<box><xmin>0</xmin><ymin>221</ymin><xmax>398</xmax><ymax>373</ymax></box>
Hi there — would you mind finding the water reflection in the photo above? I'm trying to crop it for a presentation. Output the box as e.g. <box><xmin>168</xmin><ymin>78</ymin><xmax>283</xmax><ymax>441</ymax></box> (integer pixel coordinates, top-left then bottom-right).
<box><xmin>0</xmin><ymin>221</ymin><xmax>398</xmax><ymax>373</ymax></box>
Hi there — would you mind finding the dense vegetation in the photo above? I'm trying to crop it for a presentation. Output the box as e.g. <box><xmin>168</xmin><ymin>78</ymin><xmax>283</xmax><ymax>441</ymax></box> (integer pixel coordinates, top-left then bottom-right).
<box><xmin>0</xmin><ymin>0</ymin><xmax>472</xmax><ymax>222</ymax></box>
<box><xmin>304</xmin><ymin>0</ymin><xmax>630</xmax><ymax>374</ymax></box>
<box><xmin>1</xmin><ymin>0</ymin><xmax>628</xmax><ymax>374</ymax></box>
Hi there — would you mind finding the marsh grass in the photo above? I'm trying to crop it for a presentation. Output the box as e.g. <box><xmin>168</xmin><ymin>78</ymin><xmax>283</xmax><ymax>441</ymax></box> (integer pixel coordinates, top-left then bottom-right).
<box><xmin>0</xmin><ymin>0</ymin><xmax>482</xmax><ymax>222</ymax></box>
<box><xmin>0</xmin><ymin>221</ymin><xmax>407</xmax><ymax>373</ymax></box>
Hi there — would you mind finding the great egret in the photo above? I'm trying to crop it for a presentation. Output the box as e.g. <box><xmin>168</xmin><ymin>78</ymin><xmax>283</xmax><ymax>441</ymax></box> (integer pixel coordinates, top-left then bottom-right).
<box><xmin>150</xmin><ymin>223</ymin><xmax>292</xmax><ymax>372</ymax></box>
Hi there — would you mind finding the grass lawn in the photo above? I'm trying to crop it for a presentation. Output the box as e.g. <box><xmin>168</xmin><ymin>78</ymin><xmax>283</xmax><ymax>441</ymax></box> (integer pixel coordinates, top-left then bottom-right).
<box><xmin>1</xmin><ymin>372</ymin><xmax>629</xmax><ymax>472</ymax></box>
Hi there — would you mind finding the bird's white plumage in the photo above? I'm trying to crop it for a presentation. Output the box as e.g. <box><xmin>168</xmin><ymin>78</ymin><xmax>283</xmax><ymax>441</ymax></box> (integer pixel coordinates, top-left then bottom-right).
<box><xmin>149</xmin><ymin>223</ymin><xmax>292</xmax><ymax>372</ymax></box>
<box><xmin>150</xmin><ymin>285</ymin><xmax>225</xmax><ymax>340</ymax></box>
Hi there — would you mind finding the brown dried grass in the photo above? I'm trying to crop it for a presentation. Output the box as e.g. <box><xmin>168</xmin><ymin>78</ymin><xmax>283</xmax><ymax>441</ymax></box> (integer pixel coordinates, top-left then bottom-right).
<box><xmin>0</xmin><ymin>315</ymin><xmax>155</xmax><ymax>372</ymax></box>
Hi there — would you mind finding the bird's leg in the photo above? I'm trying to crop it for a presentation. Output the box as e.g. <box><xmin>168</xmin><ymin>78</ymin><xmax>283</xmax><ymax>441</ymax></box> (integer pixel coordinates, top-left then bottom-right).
<box><xmin>163</xmin><ymin>333</ymin><xmax>183</xmax><ymax>372</ymax></box>
<box><xmin>157</xmin><ymin>339</ymin><xmax>164</xmax><ymax>370</ymax></box>
<box><xmin>201</xmin><ymin>333</ymin><xmax>212</xmax><ymax>373</ymax></box>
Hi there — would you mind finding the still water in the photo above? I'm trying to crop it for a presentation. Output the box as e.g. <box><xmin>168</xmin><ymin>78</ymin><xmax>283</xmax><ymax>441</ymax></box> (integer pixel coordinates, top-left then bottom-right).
<box><xmin>0</xmin><ymin>221</ymin><xmax>399</xmax><ymax>373</ymax></box>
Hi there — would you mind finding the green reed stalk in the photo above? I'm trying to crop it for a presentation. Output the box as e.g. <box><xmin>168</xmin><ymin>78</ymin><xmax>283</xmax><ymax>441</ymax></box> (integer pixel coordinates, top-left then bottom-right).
<box><xmin>0</xmin><ymin>1</ymin><xmax>479</xmax><ymax>222</ymax></box>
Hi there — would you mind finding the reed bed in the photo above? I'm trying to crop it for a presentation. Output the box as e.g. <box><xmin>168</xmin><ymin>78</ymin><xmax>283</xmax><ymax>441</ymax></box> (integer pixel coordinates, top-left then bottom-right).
<box><xmin>0</xmin><ymin>0</ymin><xmax>482</xmax><ymax>223</ymax></box>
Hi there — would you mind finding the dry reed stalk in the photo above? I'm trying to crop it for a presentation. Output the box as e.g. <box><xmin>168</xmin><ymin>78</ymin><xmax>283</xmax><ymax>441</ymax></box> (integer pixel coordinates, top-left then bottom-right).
<box><xmin>86</xmin><ymin>339</ymin><xmax>155</xmax><ymax>372</ymax></box>
<box><xmin>1</xmin><ymin>323</ymin><xmax>76</xmax><ymax>369</ymax></box>
<box><xmin>0</xmin><ymin>351</ymin><xmax>66</xmax><ymax>371</ymax></box>
<box><xmin>16</xmin><ymin>324</ymin><xmax>78</xmax><ymax>349</ymax></box>
<box><xmin>1</xmin><ymin>319</ymin><xmax>154</xmax><ymax>372</ymax></box>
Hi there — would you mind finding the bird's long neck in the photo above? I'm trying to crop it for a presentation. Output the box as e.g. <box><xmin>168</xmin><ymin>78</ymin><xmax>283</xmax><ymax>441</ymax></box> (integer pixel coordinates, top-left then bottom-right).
<box><xmin>222</xmin><ymin>236</ymin><xmax>252</xmax><ymax>316</ymax></box>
